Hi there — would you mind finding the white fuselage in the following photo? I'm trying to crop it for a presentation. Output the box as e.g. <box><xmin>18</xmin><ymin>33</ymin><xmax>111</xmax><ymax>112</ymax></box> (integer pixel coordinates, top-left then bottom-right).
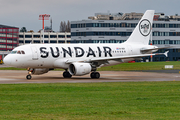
<box><xmin>4</xmin><ymin>42</ymin><xmax>156</xmax><ymax>69</ymax></box>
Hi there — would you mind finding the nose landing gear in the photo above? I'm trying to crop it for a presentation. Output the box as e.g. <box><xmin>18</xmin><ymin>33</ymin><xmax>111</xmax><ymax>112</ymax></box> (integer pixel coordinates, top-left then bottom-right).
<box><xmin>26</xmin><ymin>68</ymin><xmax>33</xmax><ymax>80</ymax></box>
<box><xmin>26</xmin><ymin>74</ymin><xmax>32</xmax><ymax>80</ymax></box>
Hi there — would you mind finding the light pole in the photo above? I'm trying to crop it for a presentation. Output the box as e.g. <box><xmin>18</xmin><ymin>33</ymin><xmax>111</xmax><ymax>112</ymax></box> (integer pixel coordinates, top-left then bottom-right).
<box><xmin>39</xmin><ymin>14</ymin><xmax>50</xmax><ymax>44</ymax></box>
<box><xmin>150</xmin><ymin>28</ymin><xmax>153</xmax><ymax>62</ymax></box>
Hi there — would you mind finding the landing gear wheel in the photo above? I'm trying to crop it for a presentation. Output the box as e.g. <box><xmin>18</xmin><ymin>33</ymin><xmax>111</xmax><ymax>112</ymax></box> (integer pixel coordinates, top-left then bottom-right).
<box><xmin>26</xmin><ymin>75</ymin><xmax>32</xmax><ymax>80</ymax></box>
<box><xmin>90</xmin><ymin>72</ymin><xmax>95</xmax><ymax>78</ymax></box>
<box><xmin>90</xmin><ymin>72</ymin><xmax>100</xmax><ymax>79</ymax></box>
<box><xmin>63</xmin><ymin>71</ymin><xmax>72</xmax><ymax>78</ymax></box>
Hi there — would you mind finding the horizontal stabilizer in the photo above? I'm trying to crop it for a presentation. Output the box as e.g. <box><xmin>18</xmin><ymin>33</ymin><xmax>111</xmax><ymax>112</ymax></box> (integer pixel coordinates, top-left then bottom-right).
<box><xmin>141</xmin><ymin>46</ymin><xmax>172</xmax><ymax>53</ymax></box>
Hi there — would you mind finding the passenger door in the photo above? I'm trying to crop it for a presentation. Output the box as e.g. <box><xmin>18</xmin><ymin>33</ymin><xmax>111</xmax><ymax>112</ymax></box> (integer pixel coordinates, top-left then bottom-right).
<box><xmin>31</xmin><ymin>46</ymin><xmax>38</xmax><ymax>60</ymax></box>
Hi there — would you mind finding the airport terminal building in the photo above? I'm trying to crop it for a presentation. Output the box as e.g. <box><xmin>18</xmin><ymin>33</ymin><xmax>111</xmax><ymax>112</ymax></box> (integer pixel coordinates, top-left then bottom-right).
<box><xmin>71</xmin><ymin>12</ymin><xmax>180</xmax><ymax>61</ymax></box>
<box><xmin>0</xmin><ymin>25</ymin><xmax>19</xmax><ymax>51</ymax></box>
<box><xmin>0</xmin><ymin>24</ymin><xmax>71</xmax><ymax>59</ymax></box>
<box><xmin>19</xmin><ymin>32</ymin><xmax>71</xmax><ymax>45</ymax></box>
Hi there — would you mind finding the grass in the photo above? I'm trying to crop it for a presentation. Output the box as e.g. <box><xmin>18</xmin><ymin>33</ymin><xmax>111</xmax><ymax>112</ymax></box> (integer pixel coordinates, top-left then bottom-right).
<box><xmin>0</xmin><ymin>67</ymin><xmax>26</xmax><ymax>70</ymax></box>
<box><xmin>0</xmin><ymin>82</ymin><xmax>180</xmax><ymax>119</ymax></box>
<box><xmin>98</xmin><ymin>61</ymin><xmax>180</xmax><ymax>71</ymax></box>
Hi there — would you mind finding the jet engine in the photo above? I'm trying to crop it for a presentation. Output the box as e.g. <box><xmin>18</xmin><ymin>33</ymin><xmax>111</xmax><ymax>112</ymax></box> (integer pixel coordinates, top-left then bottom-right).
<box><xmin>28</xmin><ymin>68</ymin><xmax>49</xmax><ymax>75</ymax></box>
<box><xmin>69</xmin><ymin>63</ymin><xmax>92</xmax><ymax>76</ymax></box>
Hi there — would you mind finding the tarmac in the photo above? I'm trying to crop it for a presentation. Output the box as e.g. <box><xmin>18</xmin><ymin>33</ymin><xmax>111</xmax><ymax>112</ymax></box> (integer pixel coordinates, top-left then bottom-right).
<box><xmin>0</xmin><ymin>69</ymin><xmax>180</xmax><ymax>84</ymax></box>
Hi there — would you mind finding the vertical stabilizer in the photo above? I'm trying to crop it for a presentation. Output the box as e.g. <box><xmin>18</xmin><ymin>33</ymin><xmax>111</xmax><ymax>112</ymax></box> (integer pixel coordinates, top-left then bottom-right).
<box><xmin>125</xmin><ymin>10</ymin><xmax>155</xmax><ymax>45</ymax></box>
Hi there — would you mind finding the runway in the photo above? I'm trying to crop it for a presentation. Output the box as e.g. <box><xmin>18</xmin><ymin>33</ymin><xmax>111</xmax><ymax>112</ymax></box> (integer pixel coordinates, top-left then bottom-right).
<box><xmin>0</xmin><ymin>70</ymin><xmax>180</xmax><ymax>84</ymax></box>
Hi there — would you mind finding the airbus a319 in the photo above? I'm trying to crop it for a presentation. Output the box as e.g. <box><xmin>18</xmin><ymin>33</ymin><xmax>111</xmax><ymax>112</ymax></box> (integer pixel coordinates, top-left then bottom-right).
<box><xmin>3</xmin><ymin>10</ymin><xmax>168</xmax><ymax>79</ymax></box>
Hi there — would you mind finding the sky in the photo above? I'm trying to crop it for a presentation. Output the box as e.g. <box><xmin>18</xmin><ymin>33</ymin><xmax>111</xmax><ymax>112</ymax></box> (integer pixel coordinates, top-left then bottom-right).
<box><xmin>0</xmin><ymin>0</ymin><xmax>180</xmax><ymax>32</ymax></box>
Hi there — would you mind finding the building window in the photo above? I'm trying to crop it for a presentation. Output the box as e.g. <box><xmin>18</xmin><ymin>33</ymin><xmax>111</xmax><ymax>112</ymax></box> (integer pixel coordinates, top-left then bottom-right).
<box><xmin>13</xmin><ymin>29</ymin><xmax>18</xmax><ymax>32</ymax></box>
<box><xmin>165</xmin><ymin>32</ymin><xmax>169</xmax><ymax>36</ymax></box>
<box><xmin>25</xmin><ymin>40</ymin><xmax>32</xmax><ymax>43</ymax></box>
<box><xmin>25</xmin><ymin>35</ymin><xmax>32</xmax><ymax>38</ymax></box>
<box><xmin>50</xmin><ymin>41</ymin><xmax>57</xmax><ymax>43</ymax></box>
<box><xmin>13</xmin><ymin>33</ymin><xmax>18</xmax><ymax>37</ymax></box>
<box><xmin>67</xmin><ymin>35</ymin><xmax>71</xmax><ymax>38</ymax></box>
<box><xmin>58</xmin><ymin>35</ymin><xmax>65</xmax><ymax>38</ymax></box>
<box><xmin>50</xmin><ymin>35</ymin><xmax>57</xmax><ymax>38</ymax></box>
<box><xmin>34</xmin><ymin>35</ymin><xmax>40</xmax><ymax>38</ymax></box>
<box><xmin>165</xmin><ymin>40</ymin><xmax>169</xmax><ymax>44</ymax></box>
<box><xmin>34</xmin><ymin>40</ymin><xmax>40</xmax><ymax>43</ymax></box>
<box><xmin>44</xmin><ymin>41</ymin><xmax>49</xmax><ymax>43</ymax></box>
<box><xmin>19</xmin><ymin>40</ymin><xmax>24</xmax><ymax>43</ymax></box>
<box><xmin>19</xmin><ymin>35</ymin><xmax>24</xmax><ymax>38</ymax></box>
<box><xmin>44</xmin><ymin>35</ymin><xmax>48</xmax><ymax>38</ymax></box>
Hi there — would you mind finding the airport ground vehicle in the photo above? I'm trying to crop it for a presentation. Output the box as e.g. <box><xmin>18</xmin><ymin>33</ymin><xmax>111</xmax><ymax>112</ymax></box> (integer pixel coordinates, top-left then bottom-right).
<box><xmin>0</xmin><ymin>60</ymin><xmax>3</xmax><ymax>64</ymax></box>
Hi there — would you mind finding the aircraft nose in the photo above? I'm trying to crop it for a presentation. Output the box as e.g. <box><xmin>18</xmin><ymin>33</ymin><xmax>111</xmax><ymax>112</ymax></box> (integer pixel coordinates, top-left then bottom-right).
<box><xmin>3</xmin><ymin>55</ymin><xmax>12</xmax><ymax>65</ymax></box>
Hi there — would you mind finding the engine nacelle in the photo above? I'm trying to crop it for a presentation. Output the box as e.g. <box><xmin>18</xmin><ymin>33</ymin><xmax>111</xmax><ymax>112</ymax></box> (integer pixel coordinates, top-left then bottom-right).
<box><xmin>29</xmin><ymin>68</ymin><xmax>49</xmax><ymax>75</ymax></box>
<box><xmin>69</xmin><ymin>63</ymin><xmax>92</xmax><ymax>76</ymax></box>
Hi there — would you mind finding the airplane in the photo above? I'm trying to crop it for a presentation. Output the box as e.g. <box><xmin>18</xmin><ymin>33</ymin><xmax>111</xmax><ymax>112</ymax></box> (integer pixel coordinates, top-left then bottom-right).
<box><xmin>3</xmin><ymin>10</ymin><xmax>169</xmax><ymax>80</ymax></box>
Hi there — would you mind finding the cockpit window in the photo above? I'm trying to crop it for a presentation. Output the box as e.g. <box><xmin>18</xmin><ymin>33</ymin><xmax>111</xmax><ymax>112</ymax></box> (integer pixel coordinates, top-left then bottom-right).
<box><xmin>21</xmin><ymin>51</ymin><xmax>25</xmax><ymax>54</ymax></box>
<box><xmin>11</xmin><ymin>51</ymin><xmax>17</xmax><ymax>54</ymax></box>
<box><xmin>10</xmin><ymin>50</ymin><xmax>25</xmax><ymax>54</ymax></box>
<box><xmin>17</xmin><ymin>51</ymin><xmax>21</xmax><ymax>54</ymax></box>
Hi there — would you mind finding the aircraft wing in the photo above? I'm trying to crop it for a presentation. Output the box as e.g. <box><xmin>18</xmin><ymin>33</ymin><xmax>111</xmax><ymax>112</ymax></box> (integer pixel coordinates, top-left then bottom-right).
<box><xmin>66</xmin><ymin>51</ymin><xmax>169</xmax><ymax>63</ymax></box>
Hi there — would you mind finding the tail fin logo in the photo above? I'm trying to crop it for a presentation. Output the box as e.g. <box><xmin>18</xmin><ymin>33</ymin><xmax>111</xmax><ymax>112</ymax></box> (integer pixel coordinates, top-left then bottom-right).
<box><xmin>139</xmin><ymin>19</ymin><xmax>151</xmax><ymax>36</ymax></box>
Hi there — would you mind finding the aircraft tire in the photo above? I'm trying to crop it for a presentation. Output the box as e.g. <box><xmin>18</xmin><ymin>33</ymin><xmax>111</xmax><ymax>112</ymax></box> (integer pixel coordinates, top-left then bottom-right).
<box><xmin>63</xmin><ymin>71</ymin><xmax>72</xmax><ymax>78</ymax></box>
<box><xmin>90</xmin><ymin>72</ymin><xmax>100</xmax><ymax>79</ymax></box>
<box><xmin>26</xmin><ymin>75</ymin><xmax>32</xmax><ymax>80</ymax></box>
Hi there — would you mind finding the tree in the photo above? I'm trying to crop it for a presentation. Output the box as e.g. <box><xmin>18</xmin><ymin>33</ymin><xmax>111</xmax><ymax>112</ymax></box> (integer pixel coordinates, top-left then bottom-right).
<box><xmin>20</xmin><ymin>27</ymin><xmax>27</xmax><ymax>32</ymax></box>
<box><xmin>66</xmin><ymin>20</ymin><xmax>71</xmax><ymax>32</ymax></box>
<box><xmin>63</xmin><ymin>21</ymin><xmax>66</xmax><ymax>32</ymax></box>
<box><xmin>60</xmin><ymin>21</ymin><xmax>64</xmax><ymax>32</ymax></box>
<box><xmin>60</xmin><ymin>21</ymin><xmax>66</xmax><ymax>32</ymax></box>
<box><xmin>60</xmin><ymin>21</ymin><xmax>71</xmax><ymax>32</ymax></box>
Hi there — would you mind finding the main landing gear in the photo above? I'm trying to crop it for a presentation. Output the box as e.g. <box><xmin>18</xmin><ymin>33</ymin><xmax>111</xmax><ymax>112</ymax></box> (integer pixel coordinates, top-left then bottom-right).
<box><xmin>26</xmin><ymin>68</ymin><xmax>33</xmax><ymax>80</ymax></box>
<box><xmin>90</xmin><ymin>72</ymin><xmax>100</xmax><ymax>79</ymax></box>
<box><xmin>63</xmin><ymin>70</ymin><xmax>72</xmax><ymax>78</ymax></box>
